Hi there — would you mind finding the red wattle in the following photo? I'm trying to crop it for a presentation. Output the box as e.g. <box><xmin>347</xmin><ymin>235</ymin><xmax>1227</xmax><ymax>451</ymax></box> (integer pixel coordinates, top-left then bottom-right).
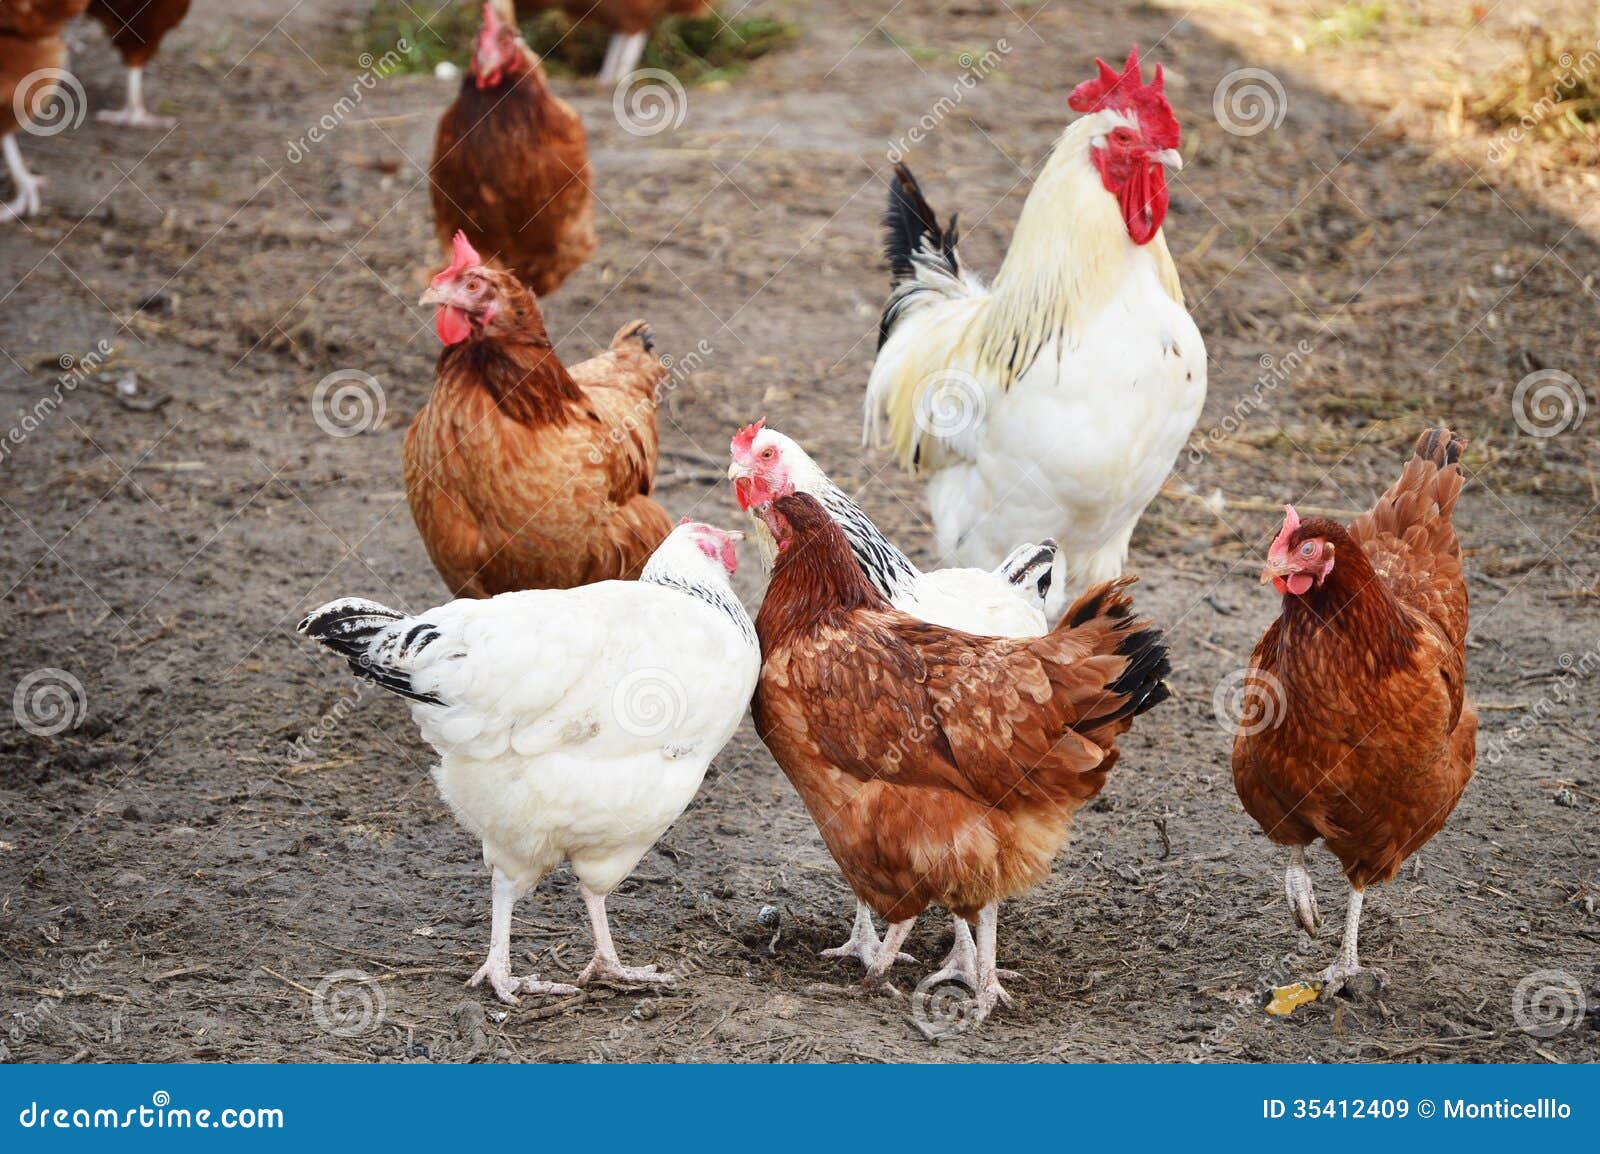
<box><xmin>435</xmin><ymin>306</ymin><xmax>474</xmax><ymax>346</ymax></box>
<box><xmin>1121</xmin><ymin>162</ymin><xmax>1168</xmax><ymax>245</ymax></box>
<box><xmin>1272</xmin><ymin>576</ymin><xmax>1288</xmax><ymax>595</ymax></box>
<box><xmin>1286</xmin><ymin>573</ymin><xmax>1314</xmax><ymax>596</ymax></box>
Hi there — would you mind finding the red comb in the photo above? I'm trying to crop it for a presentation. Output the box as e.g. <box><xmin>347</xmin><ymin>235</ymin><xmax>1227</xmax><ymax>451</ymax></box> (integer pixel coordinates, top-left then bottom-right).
<box><xmin>431</xmin><ymin>231</ymin><xmax>483</xmax><ymax>287</ymax></box>
<box><xmin>730</xmin><ymin>418</ymin><xmax>765</xmax><ymax>456</ymax></box>
<box><xmin>1268</xmin><ymin>504</ymin><xmax>1301</xmax><ymax>563</ymax></box>
<box><xmin>482</xmin><ymin>1</ymin><xmax>503</xmax><ymax>34</ymax></box>
<box><xmin>1067</xmin><ymin>47</ymin><xmax>1179</xmax><ymax>149</ymax></box>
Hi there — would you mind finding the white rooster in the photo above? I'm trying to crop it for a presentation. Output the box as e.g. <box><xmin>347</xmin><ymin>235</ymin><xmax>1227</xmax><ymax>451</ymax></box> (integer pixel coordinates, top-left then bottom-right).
<box><xmin>727</xmin><ymin>420</ymin><xmax>1055</xmax><ymax>988</ymax></box>
<box><xmin>865</xmin><ymin>48</ymin><xmax>1206</xmax><ymax>619</ymax></box>
<box><xmin>299</xmin><ymin>521</ymin><xmax>758</xmax><ymax>1004</ymax></box>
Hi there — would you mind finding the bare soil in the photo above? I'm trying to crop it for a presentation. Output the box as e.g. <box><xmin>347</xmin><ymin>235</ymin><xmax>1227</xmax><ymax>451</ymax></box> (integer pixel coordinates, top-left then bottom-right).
<box><xmin>2</xmin><ymin>0</ymin><xmax>1597</xmax><ymax>1063</ymax></box>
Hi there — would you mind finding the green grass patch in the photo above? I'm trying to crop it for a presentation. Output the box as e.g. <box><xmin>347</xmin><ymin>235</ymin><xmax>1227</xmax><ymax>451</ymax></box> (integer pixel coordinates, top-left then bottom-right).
<box><xmin>1307</xmin><ymin>3</ymin><xmax>1386</xmax><ymax>47</ymax></box>
<box><xmin>360</xmin><ymin>2</ymin><xmax>797</xmax><ymax>83</ymax></box>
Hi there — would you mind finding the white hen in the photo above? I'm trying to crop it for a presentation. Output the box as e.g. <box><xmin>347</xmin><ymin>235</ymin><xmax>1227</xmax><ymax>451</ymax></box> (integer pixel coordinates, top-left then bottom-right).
<box><xmin>865</xmin><ymin>49</ymin><xmax>1206</xmax><ymax>620</ymax></box>
<box><xmin>299</xmin><ymin>521</ymin><xmax>758</xmax><ymax>1004</ymax></box>
<box><xmin>726</xmin><ymin>421</ymin><xmax>1054</xmax><ymax>988</ymax></box>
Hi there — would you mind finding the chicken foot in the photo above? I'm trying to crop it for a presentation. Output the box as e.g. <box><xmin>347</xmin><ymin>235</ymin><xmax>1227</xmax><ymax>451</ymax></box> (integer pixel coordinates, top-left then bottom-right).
<box><xmin>1</xmin><ymin>136</ymin><xmax>42</xmax><ymax>223</ymax></box>
<box><xmin>969</xmin><ymin>903</ymin><xmax>1016</xmax><ymax>1022</ymax></box>
<box><xmin>1285</xmin><ymin>845</ymin><xmax>1321</xmax><ymax>935</ymax></box>
<box><xmin>96</xmin><ymin>68</ymin><xmax>177</xmax><ymax>130</ymax></box>
<box><xmin>576</xmin><ymin>883</ymin><xmax>676</xmax><ymax>986</ymax></box>
<box><xmin>1319</xmin><ymin>886</ymin><xmax>1389</xmax><ymax>997</ymax></box>
<box><xmin>822</xmin><ymin>900</ymin><xmax>916</xmax><ymax>971</ymax></box>
<box><xmin>860</xmin><ymin>917</ymin><xmax>916</xmax><ymax>993</ymax></box>
<box><xmin>925</xmin><ymin>913</ymin><xmax>1020</xmax><ymax>993</ymax></box>
<box><xmin>468</xmin><ymin>866</ymin><xmax>579</xmax><ymax>1005</ymax></box>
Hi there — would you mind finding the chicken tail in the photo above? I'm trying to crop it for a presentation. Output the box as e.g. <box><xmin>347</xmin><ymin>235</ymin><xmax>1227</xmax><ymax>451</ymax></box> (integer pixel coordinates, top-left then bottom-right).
<box><xmin>883</xmin><ymin>162</ymin><xmax>961</xmax><ymax>284</ymax></box>
<box><xmin>994</xmin><ymin>538</ymin><xmax>1059</xmax><ymax>610</ymax></box>
<box><xmin>1413</xmin><ymin>426</ymin><xmax>1466</xmax><ymax>471</ymax></box>
<box><xmin>1054</xmin><ymin>577</ymin><xmax>1172</xmax><ymax>728</ymax></box>
<box><xmin>298</xmin><ymin>598</ymin><xmax>445</xmax><ymax>705</ymax></box>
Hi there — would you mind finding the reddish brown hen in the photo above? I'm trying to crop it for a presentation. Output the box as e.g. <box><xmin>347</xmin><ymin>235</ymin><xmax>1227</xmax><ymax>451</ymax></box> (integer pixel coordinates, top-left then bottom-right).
<box><xmin>1233</xmin><ymin>428</ymin><xmax>1476</xmax><ymax>995</ymax></box>
<box><xmin>406</xmin><ymin>232</ymin><xmax>671</xmax><ymax>597</ymax></box>
<box><xmin>431</xmin><ymin>2</ymin><xmax>595</xmax><ymax>298</ymax></box>
<box><xmin>751</xmin><ymin>492</ymin><xmax>1170</xmax><ymax>1021</ymax></box>
<box><xmin>87</xmin><ymin>0</ymin><xmax>190</xmax><ymax>127</ymax></box>
<box><xmin>1</xmin><ymin>0</ymin><xmax>89</xmax><ymax>221</ymax></box>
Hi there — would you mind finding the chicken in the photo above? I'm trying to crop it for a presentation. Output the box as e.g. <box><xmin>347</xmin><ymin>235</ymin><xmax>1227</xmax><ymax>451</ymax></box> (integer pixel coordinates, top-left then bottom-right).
<box><xmin>407</xmin><ymin>231</ymin><xmax>672</xmax><ymax>597</ymax></box>
<box><xmin>87</xmin><ymin>0</ymin><xmax>190</xmax><ymax>128</ymax></box>
<box><xmin>728</xmin><ymin>420</ymin><xmax>1056</xmax><ymax>985</ymax></box>
<box><xmin>864</xmin><ymin>48</ymin><xmax>1205</xmax><ymax>621</ymax></box>
<box><xmin>431</xmin><ymin>2</ymin><xmax>595</xmax><ymax>298</ymax></box>
<box><xmin>515</xmin><ymin>0</ymin><xmax>715</xmax><ymax>84</ymax></box>
<box><xmin>0</xmin><ymin>0</ymin><xmax>89</xmax><ymax>222</ymax></box>
<box><xmin>299</xmin><ymin>520</ymin><xmax>759</xmax><ymax>1003</ymax></box>
<box><xmin>750</xmin><ymin>492</ymin><xmax>1170</xmax><ymax>1019</ymax></box>
<box><xmin>1232</xmin><ymin>429</ymin><xmax>1477</xmax><ymax>996</ymax></box>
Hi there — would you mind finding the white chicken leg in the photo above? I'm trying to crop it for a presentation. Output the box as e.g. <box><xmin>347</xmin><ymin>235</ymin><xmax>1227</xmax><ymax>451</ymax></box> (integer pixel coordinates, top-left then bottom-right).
<box><xmin>1</xmin><ymin>136</ymin><xmax>42</xmax><ymax>223</ymax></box>
<box><xmin>467</xmin><ymin>866</ymin><xmax>579</xmax><ymax>1005</ymax></box>
<box><xmin>599</xmin><ymin>31</ymin><xmax>648</xmax><ymax>85</ymax></box>
<box><xmin>821</xmin><ymin>900</ymin><xmax>916</xmax><ymax>970</ymax></box>
<box><xmin>576</xmin><ymin>883</ymin><xmax>675</xmax><ymax>986</ymax></box>
<box><xmin>970</xmin><ymin>902</ymin><xmax>1016</xmax><ymax>1022</ymax></box>
<box><xmin>1285</xmin><ymin>845</ymin><xmax>1321</xmax><ymax>935</ymax></box>
<box><xmin>97</xmin><ymin>68</ymin><xmax>176</xmax><ymax>129</ymax></box>
<box><xmin>1319</xmin><ymin>886</ymin><xmax>1388</xmax><ymax>996</ymax></box>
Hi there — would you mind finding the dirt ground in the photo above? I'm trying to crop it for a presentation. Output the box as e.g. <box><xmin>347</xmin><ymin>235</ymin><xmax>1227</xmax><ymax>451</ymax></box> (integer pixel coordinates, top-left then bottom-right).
<box><xmin>2</xmin><ymin>0</ymin><xmax>1597</xmax><ymax>1063</ymax></box>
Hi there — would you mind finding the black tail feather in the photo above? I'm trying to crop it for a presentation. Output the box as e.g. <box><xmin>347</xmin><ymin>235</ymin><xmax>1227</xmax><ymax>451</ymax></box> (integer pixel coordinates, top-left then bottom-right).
<box><xmin>298</xmin><ymin>599</ymin><xmax>444</xmax><ymax>706</ymax></box>
<box><xmin>883</xmin><ymin>162</ymin><xmax>959</xmax><ymax>284</ymax></box>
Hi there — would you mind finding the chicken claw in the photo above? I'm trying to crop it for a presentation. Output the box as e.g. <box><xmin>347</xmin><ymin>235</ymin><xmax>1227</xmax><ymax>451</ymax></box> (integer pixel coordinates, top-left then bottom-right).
<box><xmin>468</xmin><ymin>959</ymin><xmax>575</xmax><ymax>1005</ymax></box>
<box><xmin>824</xmin><ymin>901</ymin><xmax>916</xmax><ymax>970</ymax></box>
<box><xmin>576</xmin><ymin>883</ymin><xmax>675</xmax><ymax>988</ymax></box>
<box><xmin>1285</xmin><ymin>846</ymin><xmax>1321</xmax><ymax>935</ymax></box>
<box><xmin>859</xmin><ymin>917</ymin><xmax>917</xmax><ymax>991</ymax></box>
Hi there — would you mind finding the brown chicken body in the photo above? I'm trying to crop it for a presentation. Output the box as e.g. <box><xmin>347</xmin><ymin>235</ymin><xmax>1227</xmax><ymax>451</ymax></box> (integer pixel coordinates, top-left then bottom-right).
<box><xmin>407</xmin><ymin>233</ymin><xmax>671</xmax><ymax>597</ymax></box>
<box><xmin>431</xmin><ymin>3</ymin><xmax>595</xmax><ymax>298</ymax></box>
<box><xmin>87</xmin><ymin>0</ymin><xmax>190</xmax><ymax>127</ymax></box>
<box><xmin>752</xmin><ymin>492</ymin><xmax>1170</xmax><ymax>1019</ymax></box>
<box><xmin>1</xmin><ymin>0</ymin><xmax>89</xmax><ymax>221</ymax></box>
<box><xmin>1233</xmin><ymin>429</ymin><xmax>1476</xmax><ymax>994</ymax></box>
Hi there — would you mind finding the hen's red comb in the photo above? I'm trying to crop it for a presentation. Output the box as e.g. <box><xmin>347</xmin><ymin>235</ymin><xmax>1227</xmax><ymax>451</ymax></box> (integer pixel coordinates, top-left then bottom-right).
<box><xmin>1268</xmin><ymin>504</ymin><xmax>1301</xmax><ymax>563</ymax></box>
<box><xmin>1067</xmin><ymin>47</ymin><xmax>1179</xmax><ymax>149</ymax></box>
<box><xmin>730</xmin><ymin>418</ymin><xmax>766</xmax><ymax>456</ymax></box>
<box><xmin>482</xmin><ymin>1</ymin><xmax>504</xmax><ymax>34</ymax></box>
<box><xmin>432</xmin><ymin>231</ymin><xmax>483</xmax><ymax>287</ymax></box>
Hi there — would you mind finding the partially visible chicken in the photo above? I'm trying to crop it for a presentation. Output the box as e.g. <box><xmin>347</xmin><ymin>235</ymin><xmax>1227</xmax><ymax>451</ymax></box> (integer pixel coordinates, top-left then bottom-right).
<box><xmin>751</xmin><ymin>492</ymin><xmax>1170</xmax><ymax>1020</ymax></box>
<box><xmin>407</xmin><ymin>231</ymin><xmax>671</xmax><ymax>597</ymax></box>
<box><xmin>87</xmin><ymin>0</ymin><xmax>190</xmax><ymax>128</ymax></box>
<box><xmin>1233</xmin><ymin>429</ymin><xmax>1477</xmax><ymax>995</ymax></box>
<box><xmin>865</xmin><ymin>48</ymin><xmax>1205</xmax><ymax>620</ymax></box>
<box><xmin>728</xmin><ymin>420</ymin><xmax>1055</xmax><ymax>986</ymax></box>
<box><xmin>515</xmin><ymin>0</ymin><xmax>715</xmax><ymax>84</ymax></box>
<box><xmin>0</xmin><ymin>0</ymin><xmax>90</xmax><ymax>222</ymax></box>
<box><xmin>300</xmin><ymin>521</ymin><xmax>759</xmax><ymax>1003</ymax></box>
<box><xmin>431</xmin><ymin>2</ymin><xmax>595</xmax><ymax>297</ymax></box>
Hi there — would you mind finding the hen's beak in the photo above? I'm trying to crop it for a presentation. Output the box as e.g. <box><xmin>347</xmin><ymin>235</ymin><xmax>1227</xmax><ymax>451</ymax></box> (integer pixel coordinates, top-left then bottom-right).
<box><xmin>419</xmin><ymin>284</ymin><xmax>450</xmax><ymax>308</ymax></box>
<box><xmin>1260</xmin><ymin>558</ymin><xmax>1291</xmax><ymax>585</ymax></box>
<box><xmin>1151</xmin><ymin>148</ymin><xmax>1183</xmax><ymax>171</ymax></box>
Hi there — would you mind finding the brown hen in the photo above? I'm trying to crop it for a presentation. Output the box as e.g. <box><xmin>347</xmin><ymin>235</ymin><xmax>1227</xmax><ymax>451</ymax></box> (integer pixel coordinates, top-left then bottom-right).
<box><xmin>1233</xmin><ymin>428</ymin><xmax>1476</xmax><ymax>995</ymax></box>
<box><xmin>87</xmin><ymin>0</ymin><xmax>190</xmax><ymax>127</ymax></box>
<box><xmin>751</xmin><ymin>492</ymin><xmax>1170</xmax><ymax>1021</ymax></box>
<box><xmin>406</xmin><ymin>232</ymin><xmax>671</xmax><ymax>597</ymax></box>
<box><xmin>1</xmin><ymin>0</ymin><xmax>89</xmax><ymax>221</ymax></box>
<box><xmin>431</xmin><ymin>2</ymin><xmax>595</xmax><ymax>298</ymax></box>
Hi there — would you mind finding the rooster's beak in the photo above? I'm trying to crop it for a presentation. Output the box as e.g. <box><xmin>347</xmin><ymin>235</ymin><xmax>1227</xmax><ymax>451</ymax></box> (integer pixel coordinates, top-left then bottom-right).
<box><xmin>1151</xmin><ymin>148</ymin><xmax>1183</xmax><ymax>171</ymax></box>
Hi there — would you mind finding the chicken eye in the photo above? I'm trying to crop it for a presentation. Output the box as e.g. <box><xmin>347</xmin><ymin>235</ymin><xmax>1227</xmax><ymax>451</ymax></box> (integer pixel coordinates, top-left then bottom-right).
<box><xmin>1299</xmin><ymin>541</ymin><xmax>1318</xmax><ymax>558</ymax></box>
<box><xmin>761</xmin><ymin>448</ymin><xmax>776</xmax><ymax>460</ymax></box>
